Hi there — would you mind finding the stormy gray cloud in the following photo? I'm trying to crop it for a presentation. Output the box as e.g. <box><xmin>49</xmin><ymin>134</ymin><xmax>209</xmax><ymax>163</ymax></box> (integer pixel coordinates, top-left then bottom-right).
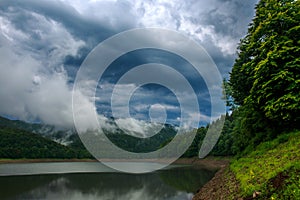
<box><xmin>0</xmin><ymin>0</ymin><xmax>258</xmax><ymax>128</ymax></box>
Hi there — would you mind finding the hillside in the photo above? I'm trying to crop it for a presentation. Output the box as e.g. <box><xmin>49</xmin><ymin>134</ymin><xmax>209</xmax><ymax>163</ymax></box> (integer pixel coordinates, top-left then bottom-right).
<box><xmin>0</xmin><ymin>116</ymin><xmax>75</xmax><ymax>145</ymax></box>
<box><xmin>0</xmin><ymin>116</ymin><xmax>180</xmax><ymax>158</ymax></box>
<box><xmin>0</xmin><ymin>116</ymin><xmax>52</xmax><ymax>132</ymax></box>
<box><xmin>193</xmin><ymin>131</ymin><xmax>300</xmax><ymax>199</ymax></box>
<box><xmin>231</xmin><ymin>131</ymin><xmax>300</xmax><ymax>199</ymax></box>
<box><xmin>0</xmin><ymin>127</ymin><xmax>92</xmax><ymax>159</ymax></box>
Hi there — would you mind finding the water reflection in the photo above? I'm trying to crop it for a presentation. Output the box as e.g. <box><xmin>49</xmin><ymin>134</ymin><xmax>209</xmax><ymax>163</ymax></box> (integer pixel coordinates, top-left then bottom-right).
<box><xmin>0</xmin><ymin>166</ymin><xmax>215</xmax><ymax>200</ymax></box>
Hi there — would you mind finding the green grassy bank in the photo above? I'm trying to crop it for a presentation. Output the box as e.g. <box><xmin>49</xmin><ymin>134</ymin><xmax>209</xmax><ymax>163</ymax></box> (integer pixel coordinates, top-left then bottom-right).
<box><xmin>229</xmin><ymin>131</ymin><xmax>300</xmax><ymax>199</ymax></box>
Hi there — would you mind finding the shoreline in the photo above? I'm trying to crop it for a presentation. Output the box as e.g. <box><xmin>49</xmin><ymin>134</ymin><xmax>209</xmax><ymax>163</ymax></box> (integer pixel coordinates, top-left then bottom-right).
<box><xmin>0</xmin><ymin>158</ymin><xmax>97</xmax><ymax>164</ymax></box>
<box><xmin>0</xmin><ymin>157</ymin><xmax>230</xmax><ymax>169</ymax></box>
<box><xmin>174</xmin><ymin>157</ymin><xmax>230</xmax><ymax>170</ymax></box>
<box><xmin>192</xmin><ymin>159</ymin><xmax>239</xmax><ymax>200</ymax></box>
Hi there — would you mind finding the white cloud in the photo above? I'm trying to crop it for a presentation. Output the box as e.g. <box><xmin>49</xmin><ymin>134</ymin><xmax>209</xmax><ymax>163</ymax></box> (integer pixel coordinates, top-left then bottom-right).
<box><xmin>0</xmin><ymin>33</ymin><xmax>91</xmax><ymax>128</ymax></box>
<box><xmin>150</xmin><ymin>103</ymin><xmax>179</xmax><ymax>111</ymax></box>
<box><xmin>114</xmin><ymin>117</ymin><xmax>164</xmax><ymax>138</ymax></box>
<box><xmin>0</xmin><ymin>36</ymin><xmax>40</xmax><ymax>121</ymax></box>
<box><xmin>0</xmin><ymin>10</ymin><xmax>85</xmax><ymax>70</ymax></box>
<box><xmin>0</xmin><ymin>6</ymin><xmax>90</xmax><ymax>127</ymax></box>
<box><xmin>129</xmin><ymin>0</ymin><xmax>257</xmax><ymax>56</ymax></box>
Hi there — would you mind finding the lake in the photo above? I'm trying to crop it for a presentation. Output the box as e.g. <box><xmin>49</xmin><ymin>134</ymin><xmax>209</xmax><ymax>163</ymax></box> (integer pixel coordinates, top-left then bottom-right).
<box><xmin>0</xmin><ymin>162</ymin><xmax>216</xmax><ymax>200</ymax></box>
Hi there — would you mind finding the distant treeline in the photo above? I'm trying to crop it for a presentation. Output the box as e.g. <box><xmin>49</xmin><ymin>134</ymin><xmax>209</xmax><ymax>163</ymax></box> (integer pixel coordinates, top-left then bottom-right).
<box><xmin>0</xmin><ymin>128</ymin><xmax>92</xmax><ymax>159</ymax></box>
<box><xmin>0</xmin><ymin>115</ymin><xmax>234</xmax><ymax>159</ymax></box>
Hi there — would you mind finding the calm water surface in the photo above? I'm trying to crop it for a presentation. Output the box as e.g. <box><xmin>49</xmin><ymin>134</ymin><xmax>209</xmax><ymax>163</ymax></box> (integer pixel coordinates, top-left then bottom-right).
<box><xmin>0</xmin><ymin>162</ymin><xmax>216</xmax><ymax>200</ymax></box>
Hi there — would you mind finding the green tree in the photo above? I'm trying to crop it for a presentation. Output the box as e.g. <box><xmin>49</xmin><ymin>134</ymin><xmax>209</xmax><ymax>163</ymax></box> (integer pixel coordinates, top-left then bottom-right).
<box><xmin>229</xmin><ymin>0</ymin><xmax>300</xmax><ymax>150</ymax></box>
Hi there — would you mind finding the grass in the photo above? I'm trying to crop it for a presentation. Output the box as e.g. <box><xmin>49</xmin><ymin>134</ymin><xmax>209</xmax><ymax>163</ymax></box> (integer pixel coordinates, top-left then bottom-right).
<box><xmin>230</xmin><ymin>131</ymin><xmax>300</xmax><ymax>199</ymax></box>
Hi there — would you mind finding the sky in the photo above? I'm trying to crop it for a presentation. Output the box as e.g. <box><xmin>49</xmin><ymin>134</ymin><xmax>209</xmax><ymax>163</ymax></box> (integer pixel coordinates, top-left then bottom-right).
<box><xmin>0</xmin><ymin>0</ymin><xmax>258</xmax><ymax>131</ymax></box>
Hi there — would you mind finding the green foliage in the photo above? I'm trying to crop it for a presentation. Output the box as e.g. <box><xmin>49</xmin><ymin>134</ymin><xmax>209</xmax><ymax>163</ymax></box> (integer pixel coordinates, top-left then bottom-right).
<box><xmin>268</xmin><ymin>166</ymin><xmax>300</xmax><ymax>200</ymax></box>
<box><xmin>0</xmin><ymin>116</ymin><xmax>55</xmax><ymax>134</ymax></box>
<box><xmin>182</xmin><ymin>127</ymin><xmax>206</xmax><ymax>157</ymax></box>
<box><xmin>222</xmin><ymin>79</ymin><xmax>236</xmax><ymax>110</ymax></box>
<box><xmin>0</xmin><ymin>128</ymin><xmax>92</xmax><ymax>159</ymax></box>
<box><xmin>229</xmin><ymin>0</ymin><xmax>300</xmax><ymax>150</ymax></box>
<box><xmin>106</xmin><ymin>125</ymin><xmax>176</xmax><ymax>153</ymax></box>
<box><xmin>230</xmin><ymin>131</ymin><xmax>300</xmax><ymax>198</ymax></box>
<box><xmin>210</xmin><ymin>114</ymin><xmax>235</xmax><ymax>156</ymax></box>
<box><xmin>181</xmin><ymin>114</ymin><xmax>236</xmax><ymax>158</ymax></box>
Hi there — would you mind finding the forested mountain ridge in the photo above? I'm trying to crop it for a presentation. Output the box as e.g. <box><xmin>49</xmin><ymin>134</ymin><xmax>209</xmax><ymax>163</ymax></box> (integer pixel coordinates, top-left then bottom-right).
<box><xmin>0</xmin><ymin>116</ymin><xmax>75</xmax><ymax>145</ymax></box>
<box><xmin>0</xmin><ymin>116</ymin><xmax>181</xmax><ymax>158</ymax></box>
<box><xmin>0</xmin><ymin>127</ymin><xmax>92</xmax><ymax>159</ymax></box>
<box><xmin>0</xmin><ymin>114</ymin><xmax>237</xmax><ymax>159</ymax></box>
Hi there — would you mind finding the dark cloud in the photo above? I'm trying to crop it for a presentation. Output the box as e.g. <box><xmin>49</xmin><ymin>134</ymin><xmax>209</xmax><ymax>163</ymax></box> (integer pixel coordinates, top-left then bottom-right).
<box><xmin>202</xmin><ymin>0</ymin><xmax>257</xmax><ymax>37</ymax></box>
<box><xmin>0</xmin><ymin>0</ymin><xmax>258</xmax><ymax>127</ymax></box>
<box><xmin>0</xmin><ymin>0</ymin><xmax>112</xmax><ymax>41</ymax></box>
<box><xmin>0</xmin><ymin>0</ymin><xmax>137</xmax><ymax>83</ymax></box>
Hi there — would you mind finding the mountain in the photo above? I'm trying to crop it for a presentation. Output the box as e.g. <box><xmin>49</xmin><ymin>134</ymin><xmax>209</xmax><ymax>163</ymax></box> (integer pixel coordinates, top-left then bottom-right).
<box><xmin>0</xmin><ymin>116</ymin><xmax>178</xmax><ymax>158</ymax></box>
<box><xmin>0</xmin><ymin>127</ymin><xmax>91</xmax><ymax>159</ymax></box>
<box><xmin>0</xmin><ymin>116</ymin><xmax>75</xmax><ymax>145</ymax></box>
<box><xmin>0</xmin><ymin>116</ymin><xmax>91</xmax><ymax>159</ymax></box>
<box><xmin>0</xmin><ymin>116</ymin><xmax>54</xmax><ymax>133</ymax></box>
